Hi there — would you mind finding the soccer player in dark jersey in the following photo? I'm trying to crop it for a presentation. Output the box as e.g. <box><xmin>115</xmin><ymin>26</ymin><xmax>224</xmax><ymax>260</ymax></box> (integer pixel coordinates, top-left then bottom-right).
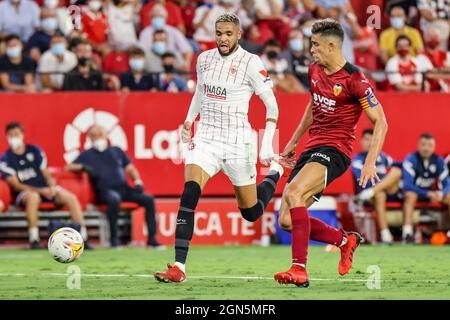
<box><xmin>274</xmin><ymin>19</ymin><xmax>388</xmax><ymax>287</ymax></box>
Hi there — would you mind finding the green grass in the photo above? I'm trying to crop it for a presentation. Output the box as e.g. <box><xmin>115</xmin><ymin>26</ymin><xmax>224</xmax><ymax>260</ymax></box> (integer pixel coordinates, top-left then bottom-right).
<box><xmin>0</xmin><ymin>245</ymin><xmax>449</xmax><ymax>300</ymax></box>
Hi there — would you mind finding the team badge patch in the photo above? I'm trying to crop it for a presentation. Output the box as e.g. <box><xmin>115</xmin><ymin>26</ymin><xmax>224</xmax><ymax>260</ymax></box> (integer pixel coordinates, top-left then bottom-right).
<box><xmin>188</xmin><ymin>142</ymin><xmax>196</xmax><ymax>151</ymax></box>
<box><xmin>367</xmin><ymin>92</ymin><xmax>379</xmax><ymax>108</ymax></box>
<box><xmin>333</xmin><ymin>83</ymin><xmax>342</xmax><ymax>96</ymax></box>
<box><xmin>259</xmin><ymin>69</ymin><xmax>268</xmax><ymax>77</ymax></box>
<box><xmin>230</xmin><ymin>64</ymin><xmax>238</xmax><ymax>74</ymax></box>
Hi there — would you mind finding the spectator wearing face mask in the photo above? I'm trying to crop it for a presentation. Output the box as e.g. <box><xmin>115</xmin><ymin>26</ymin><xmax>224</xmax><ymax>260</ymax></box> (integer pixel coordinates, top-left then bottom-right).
<box><xmin>144</xmin><ymin>29</ymin><xmax>184</xmax><ymax>73</ymax></box>
<box><xmin>62</xmin><ymin>57</ymin><xmax>105</xmax><ymax>91</ymax></box>
<box><xmin>81</xmin><ymin>0</ymin><xmax>110</xmax><ymax>55</ymax></box>
<box><xmin>42</xmin><ymin>0</ymin><xmax>74</xmax><ymax>36</ymax></box>
<box><xmin>120</xmin><ymin>46</ymin><xmax>159</xmax><ymax>92</ymax></box>
<box><xmin>379</xmin><ymin>6</ymin><xmax>424</xmax><ymax>65</ymax></box>
<box><xmin>140</xmin><ymin>0</ymin><xmax>185</xmax><ymax>34</ymax></box>
<box><xmin>0</xmin><ymin>34</ymin><xmax>36</xmax><ymax>93</ymax></box>
<box><xmin>27</xmin><ymin>8</ymin><xmax>60</xmax><ymax>63</ymax></box>
<box><xmin>72</xmin><ymin>40</ymin><xmax>102</xmax><ymax>70</ymax></box>
<box><xmin>261</xmin><ymin>38</ymin><xmax>304</xmax><ymax>93</ymax></box>
<box><xmin>385</xmin><ymin>35</ymin><xmax>433</xmax><ymax>92</ymax></box>
<box><xmin>105</xmin><ymin>0</ymin><xmax>138</xmax><ymax>51</ymax></box>
<box><xmin>158</xmin><ymin>52</ymin><xmax>187</xmax><ymax>92</ymax></box>
<box><xmin>418</xmin><ymin>0</ymin><xmax>450</xmax><ymax>51</ymax></box>
<box><xmin>422</xmin><ymin>26</ymin><xmax>450</xmax><ymax>92</ymax></box>
<box><xmin>66</xmin><ymin>125</ymin><xmax>163</xmax><ymax>249</ymax></box>
<box><xmin>139</xmin><ymin>4</ymin><xmax>193</xmax><ymax>72</ymax></box>
<box><xmin>281</xmin><ymin>28</ymin><xmax>312</xmax><ymax>90</ymax></box>
<box><xmin>0</xmin><ymin>0</ymin><xmax>40</xmax><ymax>43</ymax></box>
<box><xmin>38</xmin><ymin>33</ymin><xmax>78</xmax><ymax>92</ymax></box>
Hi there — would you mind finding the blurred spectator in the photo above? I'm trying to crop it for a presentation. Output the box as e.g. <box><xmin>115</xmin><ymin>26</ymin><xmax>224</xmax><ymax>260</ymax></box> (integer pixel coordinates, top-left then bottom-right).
<box><xmin>72</xmin><ymin>40</ymin><xmax>102</xmax><ymax>70</ymax></box>
<box><xmin>261</xmin><ymin>39</ymin><xmax>304</xmax><ymax>93</ymax></box>
<box><xmin>401</xmin><ymin>133</ymin><xmax>450</xmax><ymax>243</ymax></box>
<box><xmin>284</xmin><ymin>0</ymin><xmax>315</xmax><ymax>29</ymax></box>
<box><xmin>0</xmin><ymin>0</ymin><xmax>40</xmax><ymax>42</ymax></box>
<box><xmin>43</xmin><ymin>0</ymin><xmax>74</xmax><ymax>36</ymax></box>
<box><xmin>351</xmin><ymin>128</ymin><xmax>403</xmax><ymax>244</ymax></box>
<box><xmin>139</xmin><ymin>4</ymin><xmax>193</xmax><ymax>71</ymax></box>
<box><xmin>177</xmin><ymin>0</ymin><xmax>198</xmax><ymax>39</ymax></box>
<box><xmin>105</xmin><ymin>0</ymin><xmax>138</xmax><ymax>51</ymax></box>
<box><xmin>159</xmin><ymin>52</ymin><xmax>187</xmax><ymax>92</ymax></box>
<box><xmin>81</xmin><ymin>0</ymin><xmax>110</xmax><ymax>54</ymax></box>
<box><xmin>38</xmin><ymin>33</ymin><xmax>78</xmax><ymax>91</ymax></box>
<box><xmin>27</xmin><ymin>8</ymin><xmax>60</xmax><ymax>63</ymax></box>
<box><xmin>240</xmin><ymin>25</ymin><xmax>264</xmax><ymax>54</ymax></box>
<box><xmin>102</xmin><ymin>46</ymin><xmax>129</xmax><ymax>73</ymax></box>
<box><xmin>140</xmin><ymin>0</ymin><xmax>185</xmax><ymax>34</ymax></box>
<box><xmin>418</xmin><ymin>0</ymin><xmax>450</xmax><ymax>50</ymax></box>
<box><xmin>63</xmin><ymin>57</ymin><xmax>105</xmax><ymax>91</ymax></box>
<box><xmin>236</xmin><ymin>0</ymin><xmax>257</xmax><ymax>30</ymax></box>
<box><xmin>352</xmin><ymin>26</ymin><xmax>379</xmax><ymax>71</ymax></box>
<box><xmin>254</xmin><ymin>0</ymin><xmax>291</xmax><ymax>47</ymax></box>
<box><xmin>379</xmin><ymin>6</ymin><xmax>424</xmax><ymax>65</ymax></box>
<box><xmin>0</xmin><ymin>122</ymin><xmax>89</xmax><ymax>249</ymax></box>
<box><xmin>422</xmin><ymin>26</ymin><xmax>450</xmax><ymax>92</ymax></box>
<box><xmin>280</xmin><ymin>28</ymin><xmax>312</xmax><ymax>89</ymax></box>
<box><xmin>384</xmin><ymin>0</ymin><xmax>419</xmax><ymax>27</ymax></box>
<box><xmin>192</xmin><ymin>0</ymin><xmax>235</xmax><ymax>52</ymax></box>
<box><xmin>120</xmin><ymin>46</ymin><xmax>159</xmax><ymax>91</ymax></box>
<box><xmin>66</xmin><ymin>125</ymin><xmax>163</xmax><ymax>248</ymax></box>
<box><xmin>0</xmin><ymin>35</ymin><xmax>36</xmax><ymax>93</ymax></box>
<box><xmin>385</xmin><ymin>35</ymin><xmax>433</xmax><ymax>92</ymax></box>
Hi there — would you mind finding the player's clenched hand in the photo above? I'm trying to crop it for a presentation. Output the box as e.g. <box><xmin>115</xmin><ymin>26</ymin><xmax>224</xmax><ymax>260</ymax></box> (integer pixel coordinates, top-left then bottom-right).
<box><xmin>359</xmin><ymin>164</ymin><xmax>380</xmax><ymax>188</ymax></box>
<box><xmin>181</xmin><ymin>122</ymin><xmax>192</xmax><ymax>143</ymax></box>
<box><xmin>281</xmin><ymin>141</ymin><xmax>297</xmax><ymax>158</ymax></box>
<box><xmin>259</xmin><ymin>144</ymin><xmax>275</xmax><ymax>166</ymax></box>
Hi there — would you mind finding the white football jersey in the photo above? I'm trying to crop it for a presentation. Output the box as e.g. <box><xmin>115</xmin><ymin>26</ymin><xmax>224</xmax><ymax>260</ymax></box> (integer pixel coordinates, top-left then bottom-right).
<box><xmin>193</xmin><ymin>46</ymin><xmax>273</xmax><ymax>145</ymax></box>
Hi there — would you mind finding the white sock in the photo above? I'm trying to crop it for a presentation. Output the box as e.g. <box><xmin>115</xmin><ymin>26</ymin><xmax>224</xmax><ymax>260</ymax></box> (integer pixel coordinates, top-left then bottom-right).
<box><xmin>380</xmin><ymin>228</ymin><xmax>393</xmax><ymax>243</ymax></box>
<box><xmin>80</xmin><ymin>226</ymin><xmax>88</xmax><ymax>241</ymax></box>
<box><xmin>339</xmin><ymin>236</ymin><xmax>348</xmax><ymax>247</ymax></box>
<box><xmin>269</xmin><ymin>160</ymin><xmax>284</xmax><ymax>177</ymax></box>
<box><xmin>403</xmin><ymin>224</ymin><xmax>413</xmax><ymax>237</ymax></box>
<box><xmin>292</xmin><ymin>263</ymin><xmax>306</xmax><ymax>268</ymax></box>
<box><xmin>175</xmin><ymin>262</ymin><xmax>186</xmax><ymax>273</ymax></box>
<box><xmin>29</xmin><ymin>227</ymin><xmax>39</xmax><ymax>242</ymax></box>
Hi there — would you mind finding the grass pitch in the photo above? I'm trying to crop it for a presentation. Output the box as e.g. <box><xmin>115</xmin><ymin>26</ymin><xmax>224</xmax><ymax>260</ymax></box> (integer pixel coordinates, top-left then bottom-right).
<box><xmin>0</xmin><ymin>245</ymin><xmax>449</xmax><ymax>300</ymax></box>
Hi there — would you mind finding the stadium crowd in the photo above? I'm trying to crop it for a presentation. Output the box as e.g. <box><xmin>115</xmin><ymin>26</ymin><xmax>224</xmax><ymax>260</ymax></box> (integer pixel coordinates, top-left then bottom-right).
<box><xmin>0</xmin><ymin>0</ymin><xmax>449</xmax><ymax>93</ymax></box>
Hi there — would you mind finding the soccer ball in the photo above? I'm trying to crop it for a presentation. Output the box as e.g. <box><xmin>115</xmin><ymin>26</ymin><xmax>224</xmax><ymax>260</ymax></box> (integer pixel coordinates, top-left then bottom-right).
<box><xmin>48</xmin><ymin>227</ymin><xmax>84</xmax><ymax>263</ymax></box>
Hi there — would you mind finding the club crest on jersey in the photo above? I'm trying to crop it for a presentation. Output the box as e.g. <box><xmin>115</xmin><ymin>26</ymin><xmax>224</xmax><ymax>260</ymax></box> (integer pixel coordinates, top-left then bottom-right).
<box><xmin>204</xmin><ymin>84</ymin><xmax>227</xmax><ymax>100</ymax></box>
<box><xmin>188</xmin><ymin>142</ymin><xmax>195</xmax><ymax>151</ymax></box>
<box><xmin>230</xmin><ymin>64</ymin><xmax>238</xmax><ymax>74</ymax></box>
<box><xmin>333</xmin><ymin>83</ymin><xmax>342</xmax><ymax>96</ymax></box>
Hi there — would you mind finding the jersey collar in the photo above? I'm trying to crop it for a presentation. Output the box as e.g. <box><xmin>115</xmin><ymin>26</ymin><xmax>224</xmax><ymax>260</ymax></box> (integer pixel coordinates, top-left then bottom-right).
<box><xmin>218</xmin><ymin>45</ymin><xmax>243</xmax><ymax>61</ymax></box>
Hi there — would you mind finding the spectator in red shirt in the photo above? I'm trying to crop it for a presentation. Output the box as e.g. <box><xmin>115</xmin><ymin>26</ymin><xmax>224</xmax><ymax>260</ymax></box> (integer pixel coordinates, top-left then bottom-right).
<box><xmin>176</xmin><ymin>0</ymin><xmax>197</xmax><ymax>39</ymax></box>
<box><xmin>140</xmin><ymin>0</ymin><xmax>185</xmax><ymax>34</ymax></box>
<box><xmin>353</xmin><ymin>26</ymin><xmax>379</xmax><ymax>71</ymax></box>
<box><xmin>102</xmin><ymin>47</ymin><xmax>129</xmax><ymax>74</ymax></box>
<box><xmin>81</xmin><ymin>0</ymin><xmax>110</xmax><ymax>54</ymax></box>
<box><xmin>422</xmin><ymin>26</ymin><xmax>450</xmax><ymax>92</ymax></box>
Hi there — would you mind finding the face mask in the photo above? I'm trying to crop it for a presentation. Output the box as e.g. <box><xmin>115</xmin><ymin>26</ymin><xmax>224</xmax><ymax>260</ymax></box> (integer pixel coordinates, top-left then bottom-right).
<box><xmin>88</xmin><ymin>0</ymin><xmax>102</xmax><ymax>11</ymax></box>
<box><xmin>8</xmin><ymin>136</ymin><xmax>23</xmax><ymax>150</ymax></box>
<box><xmin>42</xmin><ymin>17</ymin><xmax>58</xmax><ymax>32</ymax></box>
<box><xmin>152</xmin><ymin>16</ymin><xmax>166</xmax><ymax>30</ymax></box>
<box><xmin>163</xmin><ymin>64</ymin><xmax>176</xmax><ymax>73</ymax></box>
<box><xmin>44</xmin><ymin>0</ymin><xmax>58</xmax><ymax>9</ymax></box>
<box><xmin>129</xmin><ymin>58</ymin><xmax>145</xmax><ymax>71</ymax></box>
<box><xmin>93</xmin><ymin>138</ymin><xmax>108</xmax><ymax>152</ymax></box>
<box><xmin>390</xmin><ymin>17</ymin><xmax>404</xmax><ymax>29</ymax></box>
<box><xmin>289</xmin><ymin>38</ymin><xmax>303</xmax><ymax>52</ymax></box>
<box><xmin>266</xmin><ymin>50</ymin><xmax>278</xmax><ymax>59</ymax></box>
<box><xmin>427</xmin><ymin>39</ymin><xmax>440</xmax><ymax>50</ymax></box>
<box><xmin>51</xmin><ymin>42</ymin><xmax>66</xmax><ymax>56</ymax></box>
<box><xmin>152</xmin><ymin>41</ymin><xmax>166</xmax><ymax>55</ymax></box>
<box><xmin>397</xmin><ymin>48</ymin><xmax>410</xmax><ymax>57</ymax></box>
<box><xmin>6</xmin><ymin>46</ymin><xmax>22</xmax><ymax>58</ymax></box>
<box><xmin>302</xmin><ymin>27</ymin><xmax>312</xmax><ymax>38</ymax></box>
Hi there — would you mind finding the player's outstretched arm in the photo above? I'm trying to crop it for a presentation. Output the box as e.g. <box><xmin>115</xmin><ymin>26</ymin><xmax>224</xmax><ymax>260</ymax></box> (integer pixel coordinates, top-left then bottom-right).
<box><xmin>182</xmin><ymin>82</ymin><xmax>202</xmax><ymax>143</ymax></box>
<box><xmin>258</xmin><ymin>89</ymin><xmax>279</xmax><ymax>165</ymax></box>
<box><xmin>360</xmin><ymin>105</ymin><xmax>388</xmax><ymax>188</ymax></box>
<box><xmin>282</xmin><ymin>98</ymin><xmax>313</xmax><ymax>157</ymax></box>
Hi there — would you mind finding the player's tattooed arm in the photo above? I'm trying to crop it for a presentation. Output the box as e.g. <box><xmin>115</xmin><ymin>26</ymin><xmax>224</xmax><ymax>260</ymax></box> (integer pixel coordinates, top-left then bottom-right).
<box><xmin>360</xmin><ymin>104</ymin><xmax>388</xmax><ymax>188</ymax></box>
<box><xmin>281</xmin><ymin>98</ymin><xmax>313</xmax><ymax>158</ymax></box>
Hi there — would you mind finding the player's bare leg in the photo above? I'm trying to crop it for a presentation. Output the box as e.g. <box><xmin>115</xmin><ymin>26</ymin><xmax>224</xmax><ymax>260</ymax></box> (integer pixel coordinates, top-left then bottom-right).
<box><xmin>154</xmin><ymin>164</ymin><xmax>211</xmax><ymax>283</ymax></box>
<box><xmin>357</xmin><ymin>167</ymin><xmax>402</xmax><ymax>201</ymax></box>
<box><xmin>402</xmin><ymin>191</ymin><xmax>418</xmax><ymax>243</ymax></box>
<box><xmin>55</xmin><ymin>189</ymin><xmax>89</xmax><ymax>242</ymax></box>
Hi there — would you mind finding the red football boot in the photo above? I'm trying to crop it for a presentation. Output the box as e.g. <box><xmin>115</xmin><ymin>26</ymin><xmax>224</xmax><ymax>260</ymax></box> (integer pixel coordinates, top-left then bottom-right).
<box><xmin>154</xmin><ymin>264</ymin><xmax>186</xmax><ymax>283</ymax></box>
<box><xmin>274</xmin><ymin>264</ymin><xmax>309</xmax><ymax>287</ymax></box>
<box><xmin>338</xmin><ymin>231</ymin><xmax>363</xmax><ymax>276</ymax></box>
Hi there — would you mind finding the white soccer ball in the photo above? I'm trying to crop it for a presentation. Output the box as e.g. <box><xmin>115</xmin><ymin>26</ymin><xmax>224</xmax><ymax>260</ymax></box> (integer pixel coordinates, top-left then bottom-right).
<box><xmin>48</xmin><ymin>227</ymin><xmax>84</xmax><ymax>263</ymax></box>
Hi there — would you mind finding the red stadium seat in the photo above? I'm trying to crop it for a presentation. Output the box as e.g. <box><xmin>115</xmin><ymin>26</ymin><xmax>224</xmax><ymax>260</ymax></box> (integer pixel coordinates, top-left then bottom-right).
<box><xmin>0</xmin><ymin>179</ymin><xmax>11</xmax><ymax>212</ymax></box>
<box><xmin>48</xmin><ymin>167</ymin><xmax>90</xmax><ymax>211</ymax></box>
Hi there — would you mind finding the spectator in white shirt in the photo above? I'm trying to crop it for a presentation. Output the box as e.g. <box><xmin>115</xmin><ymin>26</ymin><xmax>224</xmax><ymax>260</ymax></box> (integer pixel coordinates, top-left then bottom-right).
<box><xmin>139</xmin><ymin>4</ymin><xmax>193</xmax><ymax>71</ymax></box>
<box><xmin>38</xmin><ymin>33</ymin><xmax>78</xmax><ymax>91</ymax></box>
<box><xmin>106</xmin><ymin>0</ymin><xmax>138</xmax><ymax>51</ymax></box>
<box><xmin>42</xmin><ymin>0</ymin><xmax>74</xmax><ymax>36</ymax></box>
<box><xmin>0</xmin><ymin>0</ymin><xmax>40</xmax><ymax>42</ymax></box>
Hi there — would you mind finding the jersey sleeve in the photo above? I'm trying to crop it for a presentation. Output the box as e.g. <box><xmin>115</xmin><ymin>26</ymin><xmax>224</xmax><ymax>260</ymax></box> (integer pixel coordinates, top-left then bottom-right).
<box><xmin>0</xmin><ymin>154</ymin><xmax>16</xmax><ymax>179</ymax></box>
<box><xmin>437</xmin><ymin>156</ymin><xmax>450</xmax><ymax>196</ymax></box>
<box><xmin>402</xmin><ymin>153</ymin><xmax>429</xmax><ymax>198</ymax></box>
<box><xmin>247</xmin><ymin>55</ymin><xmax>273</xmax><ymax>96</ymax></box>
<box><xmin>116</xmin><ymin>147</ymin><xmax>131</xmax><ymax>168</ymax></box>
<box><xmin>350</xmin><ymin>71</ymin><xmax>381</xmax><ymax>110</ymax></box>
<box><xmin>33</xmin><ymin>145</ymin><xmax>48</xmax><ymax>170</ymax></box>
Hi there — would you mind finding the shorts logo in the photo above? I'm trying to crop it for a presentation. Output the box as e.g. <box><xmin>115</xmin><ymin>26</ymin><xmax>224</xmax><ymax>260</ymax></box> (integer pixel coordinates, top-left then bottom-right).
<box><xmin>188</xmin><ymin>142</ymin><xmax>195</xmax><ymax>150</ymax></box>
<box><xmin>333</xmin><ymin>83</ymin><xmax>342</xmax><ymax>96</ymax></box>
<box><xmin>311</xmin><ymin>152</ymin><xmax>330</xmax><ymax>162</ymax></box>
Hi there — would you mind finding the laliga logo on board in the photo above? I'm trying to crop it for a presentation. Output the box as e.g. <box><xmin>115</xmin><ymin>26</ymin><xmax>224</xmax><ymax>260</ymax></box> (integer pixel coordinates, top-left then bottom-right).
<box><xmin>63</xmin><ymin>108</ymin><xmax>128</xmax><ymax>163</ymax></box>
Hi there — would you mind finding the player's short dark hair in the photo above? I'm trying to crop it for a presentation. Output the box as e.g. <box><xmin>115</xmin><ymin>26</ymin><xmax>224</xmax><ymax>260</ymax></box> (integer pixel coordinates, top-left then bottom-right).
<box><xmin>128</xmin><ymin>46</ymin><xmax>145</xmax><ymax>57</ymax></box>
<box><xmin>263</xmin><ymin>38</ymin><xmax>281</xmax><ymax>50</ymax></box>
<box><xmin>362</xmin><ymin>128</ymin><xmax>374</xmax><ymax>137</ymax></box>
<box><xmin>161</xmin><ymin>52</ymin><xmax>176</xmax><ymax>60</ymax></box>
<box><xmin>420</xmin><ymin>132</ymin><xmax>434</xmax><ymax>140</ymax></box>
<box><xmin>215</xmin><ymin>13</ymin><xmax>240</xmax><ymax>28</ymax></box>
<box><xmin>395</xmin><ymin>34</ymin><xmax>412</xmax><ymax>47</ymax></box>
<box><xmin>4</xmin><ymin>34</ymin><xmax>21</xmax><ymax>44</ymax></box>
<box><xmin>5</xmin><ymin>122</ymin><xmax>24</xmax><ymax>134</ymax></box>
<box><xmin>312</xmin><ymin>19</ymin><xmax>344</xmax><ymax>42</ymax></box>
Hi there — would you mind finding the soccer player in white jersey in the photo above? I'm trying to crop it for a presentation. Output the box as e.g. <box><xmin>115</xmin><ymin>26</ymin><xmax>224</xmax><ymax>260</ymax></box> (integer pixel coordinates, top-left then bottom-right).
<box><xmin>154</xmin><ymin>13</ymin><xmax>291</xmax><ymax>283</ymax></box>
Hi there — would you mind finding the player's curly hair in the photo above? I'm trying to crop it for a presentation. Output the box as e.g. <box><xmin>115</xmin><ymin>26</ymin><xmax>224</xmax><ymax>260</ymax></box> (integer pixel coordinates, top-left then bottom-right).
<box><xmin>215</xmin><ymin>12</ymin><xmax>241</xmax><ymax>28</ymax></box>
<box><xmin>312</xmin><ymin>19</ymin><xmax>344</xmax><ymax>42</ymax></box>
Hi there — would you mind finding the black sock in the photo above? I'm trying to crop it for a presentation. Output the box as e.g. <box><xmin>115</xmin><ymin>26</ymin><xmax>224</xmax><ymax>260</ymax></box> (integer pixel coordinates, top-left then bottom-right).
<box><xmin>175</xmin><ymin>181</ymin><xmax>201</xmax><ymax>264</ymax></box>
<box><xmin>257</xmin><ymin>170</ymin><xmax>280</xmax><ymax>209</ymax></box>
